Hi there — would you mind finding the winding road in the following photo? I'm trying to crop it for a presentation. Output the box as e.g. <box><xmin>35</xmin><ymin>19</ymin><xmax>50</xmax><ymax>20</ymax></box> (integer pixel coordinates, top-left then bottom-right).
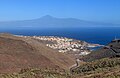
<box><xmin>104</xmin><ymin>46</ymin><xmax>120</xmax><ymax>56</ymax></box>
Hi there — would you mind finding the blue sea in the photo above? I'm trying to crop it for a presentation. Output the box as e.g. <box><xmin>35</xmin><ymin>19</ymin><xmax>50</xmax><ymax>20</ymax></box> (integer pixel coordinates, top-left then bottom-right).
<box><xmin>0</xmin><ymin>27</ymin><xmax>120</xmax><ymax>45</ymax></box>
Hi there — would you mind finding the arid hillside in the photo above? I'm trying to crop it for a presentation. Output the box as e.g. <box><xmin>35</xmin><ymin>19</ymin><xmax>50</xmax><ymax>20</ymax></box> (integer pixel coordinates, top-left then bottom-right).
<box><xmin>0</xmin><ymin>33</ymin><xmax>120</xmax><ymax>78</ymax></box>
<box><xmin>0</xmin><ymin>33</ymin><xmax>75</xmax><ymax>73</ymax></box>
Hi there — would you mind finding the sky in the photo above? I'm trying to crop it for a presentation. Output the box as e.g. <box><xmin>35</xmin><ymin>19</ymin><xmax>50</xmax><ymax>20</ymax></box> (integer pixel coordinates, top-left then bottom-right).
<box><xmin>0</xmin><ymin>0</ymin><xmax>120</xmax><ymax>24</ymax></box>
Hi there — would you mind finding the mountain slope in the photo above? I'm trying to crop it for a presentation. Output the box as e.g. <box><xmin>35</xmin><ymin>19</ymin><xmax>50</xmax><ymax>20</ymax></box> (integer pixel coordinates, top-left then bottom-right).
<box><xmin>72</xmin><ymin>58</ymin><xmax>120</xmax><ymax>78</ymax></box>
<box><xmin>0</xmin><ymin>33</ymin><xmax>120</xmax><ymax>78</ymax></box>
<box><xmin>0</xmin><ymin>33</ymin><xmax>75</xmax><ymax>73</ymax></box>
<box><xmin>0</xmin><ymin>58</ymin><xmax>120</xmax><ymax>78</ymax></box>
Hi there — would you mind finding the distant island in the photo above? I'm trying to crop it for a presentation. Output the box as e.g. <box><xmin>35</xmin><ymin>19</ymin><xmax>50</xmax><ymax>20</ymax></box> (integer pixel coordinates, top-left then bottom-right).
<box><xmin>0</xmin><ymin>15</ymin><xmax>119</xmax><ymax>30</ymax></box>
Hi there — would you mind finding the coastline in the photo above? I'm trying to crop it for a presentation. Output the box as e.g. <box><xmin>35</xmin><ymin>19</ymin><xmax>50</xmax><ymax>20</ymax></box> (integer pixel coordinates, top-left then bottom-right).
<box><xmin>14</xmin><ymin>34</ymin><xmax>102</xmax><ymax>55</ymax></box>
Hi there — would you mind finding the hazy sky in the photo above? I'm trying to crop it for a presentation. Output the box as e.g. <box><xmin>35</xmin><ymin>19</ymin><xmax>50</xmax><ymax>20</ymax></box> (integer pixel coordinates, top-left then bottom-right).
<box><xmin>0</xmin><ymin>0</ymin><xmax>120</xmax><ymax>24</ymax></box>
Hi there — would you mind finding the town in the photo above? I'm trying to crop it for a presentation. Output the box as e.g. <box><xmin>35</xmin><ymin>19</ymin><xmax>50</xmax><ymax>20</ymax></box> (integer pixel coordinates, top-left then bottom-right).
<box><xmin>16</xmin><ymin>35</ymin><xmax>101</xmax><ymax>55</ymax></box>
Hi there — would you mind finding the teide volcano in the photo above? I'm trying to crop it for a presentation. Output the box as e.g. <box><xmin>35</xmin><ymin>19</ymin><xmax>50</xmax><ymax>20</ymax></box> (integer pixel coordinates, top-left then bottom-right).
<box><xmin>0</xmin><ymin>15</ymin><xmax>119</xmax><ymax>30</ymax></box>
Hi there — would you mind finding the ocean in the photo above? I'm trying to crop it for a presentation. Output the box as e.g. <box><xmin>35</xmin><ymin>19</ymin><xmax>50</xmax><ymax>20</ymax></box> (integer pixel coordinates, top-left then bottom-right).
<box><xmin>0</xmin><ymin>27</ymin><xmax>120</xmax><ymax>45</ymax></box>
